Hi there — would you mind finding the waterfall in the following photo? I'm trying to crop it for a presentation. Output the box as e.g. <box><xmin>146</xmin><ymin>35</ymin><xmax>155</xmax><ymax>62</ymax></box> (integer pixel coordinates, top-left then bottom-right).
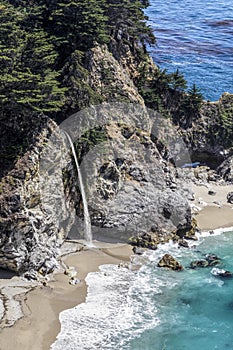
<box><xmin>64</xmin><ymin>132</ymin><xmax>93</xmax><ymax>246</ymax></box>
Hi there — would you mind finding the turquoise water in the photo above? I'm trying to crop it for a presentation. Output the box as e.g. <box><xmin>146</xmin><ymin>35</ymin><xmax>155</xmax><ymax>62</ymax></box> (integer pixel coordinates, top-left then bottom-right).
<box><xmin>145</xmin><ymin>0</ymin><xmax>233</xmax><ymax>101</ymax></box>
<box><xmin>52</xmin><ymin>231</ymin><xmax>233</xmax><ymax>350</ymax></box>
<box><xmin>129</xmin><ymin>231</ymin><xmax>233</xmax><ymax>350</ymax></box>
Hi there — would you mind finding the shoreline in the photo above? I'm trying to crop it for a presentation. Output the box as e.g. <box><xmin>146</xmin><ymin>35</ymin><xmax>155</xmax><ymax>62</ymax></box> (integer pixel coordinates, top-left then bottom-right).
<box><xmin>0</xmin><ymin>185</ymin><xmax>232</xmax><ymax>349</ymax></box>
<box><xmin>0</xmin><ymin>242</ymin><xmax>133</xmax><ymax>350</ymax></box>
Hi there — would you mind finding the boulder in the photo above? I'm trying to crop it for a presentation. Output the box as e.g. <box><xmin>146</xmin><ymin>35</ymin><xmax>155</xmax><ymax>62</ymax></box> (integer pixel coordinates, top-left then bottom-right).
<box><xmin>129</xmin><ymin>233</ymin><xmax>158</xmax><ymax>250</ymax></box>
<box><xmin>205</xmin><ymin>253</ymin><xmax>221</xmax><ymax>266</ymax></box>
<box><xmin>157</xmin><ymin>254</ymin><xmax>184</xmax><ymax>271</ymax></box>
<box><xmin>211</xmin><ymin>267</ymin><xmax>233</xmax><ymax>278</ymax></box>
<box><xmin>227</xmin><ymin>192</ymin><xmax>233</xmax><ymax>204</ymax></box>
<box><xmin>208</xmin><ymin>190</ymin><xmax>216</xmax><ymax>196</ymax></box>
<box><xmin>178</xmin><ymin>239</ymin><xmax>189</xmax><ymax>248</ymax></box>
<box><xmin>190</xmin><ymin>260</ymin><xmax>209</xmax><ymax>269</ymax></box>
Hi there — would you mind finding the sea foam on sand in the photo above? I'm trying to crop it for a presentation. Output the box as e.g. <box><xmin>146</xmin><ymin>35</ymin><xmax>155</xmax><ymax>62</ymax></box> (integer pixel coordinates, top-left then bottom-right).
<box><xmin>51</xmin><ymin>262</ymin><xmax>160</xmax><ymax>350</ymax></box>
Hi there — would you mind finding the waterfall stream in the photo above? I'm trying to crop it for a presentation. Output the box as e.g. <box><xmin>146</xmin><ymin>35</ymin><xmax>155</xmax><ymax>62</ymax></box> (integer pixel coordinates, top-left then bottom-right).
<box><xmin>64</xmin><ymin>132</ymin><xmax>93</xmax><ymax>246</ymax></box>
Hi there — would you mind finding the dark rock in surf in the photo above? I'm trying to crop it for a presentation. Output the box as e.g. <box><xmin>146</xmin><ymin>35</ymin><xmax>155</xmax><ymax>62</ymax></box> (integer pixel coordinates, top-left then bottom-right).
<box><xmin>205</xmin><ymin>253</ymin><xmax>221</xmax><ymax>266</ymax></box>
<box><xmin>211</xmin><ymin>267</ymin><xmax>233</xmax><ymax>278</ymax></box>
<box><xmin>178</xmin><ymin>239</ymin><xmax>189</xmax><ymax>248</ymax></box>
<box><xmin>158</xmin><ymin>254</ymin><xmax>184</xmax><ymax>271</ymax></box>
<box><xmin>190</xmin><ymin>260</ymin><xmax>209</xmax><ymax>269</ymax></box>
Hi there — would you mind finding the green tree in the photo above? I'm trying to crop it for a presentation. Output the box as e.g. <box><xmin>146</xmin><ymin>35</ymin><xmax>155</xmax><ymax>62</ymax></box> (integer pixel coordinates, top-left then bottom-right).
<box><xmin>41</xmin><ymin>0</ymin><xmax>109</xmax><ymax>53</ymax></box>
<box><xmin>0</xmin><ymin>1</ymin><xmax>66</xmax><ymax>117</ymax></box>
<box><xmin>169</xmin><ymin>69</ymin><xmax>187</xmax><ymax>91</ymax></box>
<box><xmin>106</xmin><ymin>0</ymin><xmax>155</xmax><ymax>47</ymax></box>
<box><xmin>182</xmin><ymin>84</ymin><xmax>203</xmax><ymax>113</ymax></box>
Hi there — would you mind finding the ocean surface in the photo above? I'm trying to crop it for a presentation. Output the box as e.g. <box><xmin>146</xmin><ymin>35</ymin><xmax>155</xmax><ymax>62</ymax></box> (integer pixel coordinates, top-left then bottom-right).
<box><xmin>145</xmin><ymin>0</ymin><xmax>233</xmax><ymax>101</ymax></box>
<box><xmin>52</xmin><ymin>230</ymin><xmax>233</xmax><ymax>350</ymax></box>
<box><xmin>51</xmin><ymin>2</ymin><xmax>233</xmax><ymax>349</ymax></box>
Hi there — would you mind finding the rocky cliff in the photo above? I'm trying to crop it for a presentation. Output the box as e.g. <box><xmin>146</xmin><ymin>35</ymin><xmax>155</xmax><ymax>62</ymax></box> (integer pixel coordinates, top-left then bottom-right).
<box><xmin>0</xmin><ymin>117</ymin><xmax>76</xmax><ymax>275</ymax></box>
<box><xmin>179</xmin><ymin>93</ymin><xmax>233</xmax><ymax>170</ymax></box>
<box><xmin>0</xmin><ymin>38</ymin><xmax>232</xmax><ymax>276</ymax></box>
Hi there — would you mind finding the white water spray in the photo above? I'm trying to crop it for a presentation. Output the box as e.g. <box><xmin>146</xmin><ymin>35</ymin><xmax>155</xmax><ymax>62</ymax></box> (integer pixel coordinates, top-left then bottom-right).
<box><xmin>64</xmin><ymin>132</ymin><xmax>93</xmax><ymax>246</ymax></box>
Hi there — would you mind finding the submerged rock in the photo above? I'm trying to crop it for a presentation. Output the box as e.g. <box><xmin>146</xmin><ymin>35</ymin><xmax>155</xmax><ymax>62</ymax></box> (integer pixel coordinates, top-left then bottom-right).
<box><xmin>190</xmin><ymin>260</ymin><xmax>209</xmax><ymax>269</ymax></box>
<box><xmin>190</xmin><ymin>253</ymin><xmax>221</xmax><ymax>269</ymax></box>
<box><xmin>211</xmin><ymin>267</ymin><xmax>233</xmax><ymax>278</ymax></box>
<box><xmin>157</xmin><ymin>254</ymin><xmax>184</xmax><ymax>271</ymax></box>
<box><xmin>205</xmin><ymin>254</ymin><xmax>221</xmax><ymax>266</ymax></box>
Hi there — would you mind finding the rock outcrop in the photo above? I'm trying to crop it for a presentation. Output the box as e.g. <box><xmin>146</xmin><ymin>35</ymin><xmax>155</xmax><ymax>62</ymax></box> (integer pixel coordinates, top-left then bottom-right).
<box><xmin>0</xmin><ymin>38</ymin><xmax>232</xmax><ymax>275</ymax></box>
<box><xmin>69</xmin><ymin>106</ymin><xmax>193</xmax><ymax>241</ymax></box>
<box><xmin>218</xmin><ymin>156</ymin><xmax>233</xmax><ymax>183</ymax></box>
<box><xmin>158</xmin><ymin>254</ymin><xmax>184</xmax><ymax>271</ymax></box>
<box><xmin>227</xmin><ymin>192</ymin><xmax>233</xmax><ymax>204</ymax></box>
<box><xmin>0</xmin><ymin>118</ymin><xmax>76</xmax><ymax>274</ymax></box>
<box><xmin>180</xmin><ymin>93</ymin><xmax>233</xmax><ymax>170</ymax></box>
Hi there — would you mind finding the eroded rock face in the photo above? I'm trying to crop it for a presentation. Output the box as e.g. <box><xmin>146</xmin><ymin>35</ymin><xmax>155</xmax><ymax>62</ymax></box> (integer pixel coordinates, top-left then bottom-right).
<box><xmin>86</xmin><ymin>45</ymin><xmax>145</xmax><ymax>105</ymax></box>
<box><xmin>79</xmin><ymin>119</ymin><xmax>193</xmax><ymax>241</ymax></box>
<box><xmin>218</xmin><ymin>156</ymin><xmax>233</xmax><ymax>183</ymax></box>
<box><xmin>0</xmin><ymin>44</ymin><xmax>195</xmax><ymax>274</ymax></box>
<box><xmin>179</xmin><ymin>93</ymin><xmax>233</xmax><ymax>171</ymax></box>
<box><xmin>158</xmin><ymin>254</ymin><xmax>184</xmax><ymax>271</ymax></box>
<box><xmin>0</xmin><ymin>118</ymin><xmax>76</xmax><ymax>274</ymax></box>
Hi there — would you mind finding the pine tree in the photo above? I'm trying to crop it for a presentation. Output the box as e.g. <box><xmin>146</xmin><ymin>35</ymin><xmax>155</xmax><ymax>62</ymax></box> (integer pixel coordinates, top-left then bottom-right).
<box><xmin>0</xmin><ymin>1</ymin><xmax>66</xmax><ymax>117</ymax></box>
<box><xmin>169</xmin><ymin>69</ymin><xmax>187</xmax><ymax>91</ymax></box>
<box><xmin>106</xmin><ymin>0</ymin><xmax>155</xmax><ymax>47</ymax></box>
<box><xmin>40</xmin><ymin>0</ymin><xmax>109</xmax><ymax>53</ymax></box>
<box><xmin>183</xmin><ymin>84</ymin><xmax>203</xmax><ymax>113</ymax></box>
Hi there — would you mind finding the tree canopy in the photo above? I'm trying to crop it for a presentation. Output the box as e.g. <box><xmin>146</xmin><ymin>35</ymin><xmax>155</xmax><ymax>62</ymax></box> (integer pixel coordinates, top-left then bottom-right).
<box><xmin>1</xmin><ymin>0</ymin><xmax>155</xmax><ymax>119</ymax></box>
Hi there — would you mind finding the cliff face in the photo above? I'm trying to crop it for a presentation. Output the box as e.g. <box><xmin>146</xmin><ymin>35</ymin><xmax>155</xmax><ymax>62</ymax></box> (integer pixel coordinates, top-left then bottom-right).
<box><xmin>62</xmin><ymin>102</ymin><xmax>193</xmax><ymax>242</ymax></box>
<box><xmin>0</xmin><ymin>38</ymin><xmax>232</xmax><ymax>275</ymax></box>
<box><xmin>0</xmin><ymin>43</ymin><xmax>190</xmax><ymax>275</ymax></box>
<box><xmin>0</xmin><ymin>118</ymin><xmax>76</xmax><ymax>274</ymax></box>
<box><xmin>180</xmin><ymin>93</ymin><xmax>233</xmax><ymax>169</ymax></box>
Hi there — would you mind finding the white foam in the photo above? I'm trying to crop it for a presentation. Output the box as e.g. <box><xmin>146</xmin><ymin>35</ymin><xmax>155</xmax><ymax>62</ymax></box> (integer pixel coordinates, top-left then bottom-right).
<box><xmin>51</xmin><ymin>228</ymin><xmax>233</xmax><ymax>349</ymax></box>
<box><xmin>197</xmin><ymin>226</ymin><xmax>233</xmax><ymax>239</ymax></box>
<box><xmin>0</xmin><ymin>298</ymin><xmax>4</xmax><ymax>321</ymax></box>
<box><xmin>51</xmin><ymin>264</ymin><xmax>159</xmax><ymax>350</ymax></box>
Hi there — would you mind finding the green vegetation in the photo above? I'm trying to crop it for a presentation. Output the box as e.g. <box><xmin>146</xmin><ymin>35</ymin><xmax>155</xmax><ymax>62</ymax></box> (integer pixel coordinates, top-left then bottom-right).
<box><xmin>2</xmin><ymin>0</ymin><xmax>231</xmax><ymax>176</ymax></box>
<box><xmin>0</xmin><ymin>0</ymin><xmax>206</xmax><ymax>125</ymax></box>
<box><xmin>137</xmin><ymin>64</ymin><xmax>204</xmax><ymax>126</ymax></box>
<box><xmin>0</xmin><ymin>1</ymin><xmax>66</xmax><ymax>117</ymax></box>
<box><xmin>75</xmin><ymin>127</ymin><xmax>108</xmax><ymax>161</ymax></box>
<box><xmin>1</xmin><ymin>0</ymin><xmax>154</xmax><ymax>120</ymax></box>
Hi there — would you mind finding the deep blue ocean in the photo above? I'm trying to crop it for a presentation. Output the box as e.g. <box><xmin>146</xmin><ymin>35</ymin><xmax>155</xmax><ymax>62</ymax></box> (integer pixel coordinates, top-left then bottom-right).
<box><xmin>145</xmin><ymin>0</ymin><xmax>233</xmax><ymax>101</ymax></box>
<box><xmin>51</xmin><ymin>2</ymin><xmax>233</xmax><ymax>349</ymax></box>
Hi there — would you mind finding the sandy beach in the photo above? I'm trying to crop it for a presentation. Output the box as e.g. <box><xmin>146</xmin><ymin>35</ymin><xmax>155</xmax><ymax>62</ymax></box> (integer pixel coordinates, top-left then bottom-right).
<box><xmin>0</xmin><ymin>243</ymin><xmax>133</xmax><ymax>350</ymax></box>
<box><xmin>0</xmin><ymin>184</ymin><xmax>233</xmax><ymax>350</ymax></box>
<box><xmin>192</xmin><ymin>183</ymin><xmax>233</xmax><ymax>230</ymax></box>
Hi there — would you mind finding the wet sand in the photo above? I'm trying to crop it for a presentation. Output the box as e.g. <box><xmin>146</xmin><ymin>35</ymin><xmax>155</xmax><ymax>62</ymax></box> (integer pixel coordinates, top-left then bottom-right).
<box><xmin>1</xmin><ymin>184</ymin><xmax>233</xmax><ymax>349</ymax></box>
<box><xmin>0</xmin><ymin>243</ymin><xmax>133</xmax><ymax>350</ymax></box>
